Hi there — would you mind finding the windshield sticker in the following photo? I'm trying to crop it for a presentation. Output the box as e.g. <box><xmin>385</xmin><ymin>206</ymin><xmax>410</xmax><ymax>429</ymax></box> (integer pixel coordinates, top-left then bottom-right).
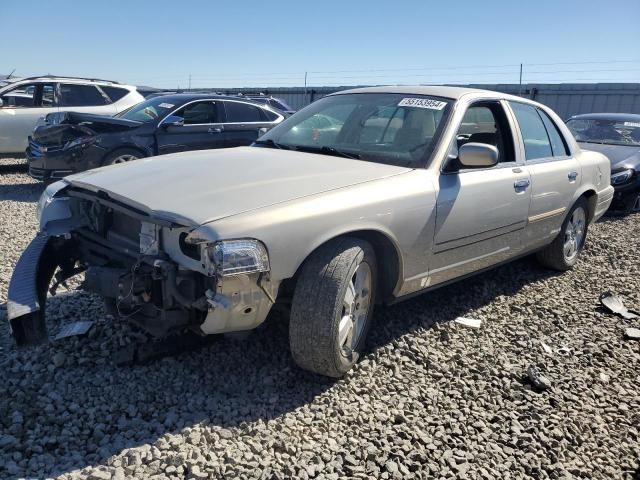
<box><xmin>158</xmin><ymin>103</ymin><xmax>174</xmax><ymax>109</ymax></box>
<box><xmin>398</xmin><ymin>98</ymin><xmax>447</xmax><ymax>110</ymax></box>
<box><xmin>623</xmin><ymin>121</ymin><xmax>640</xmax><ymax>128</ymax></box>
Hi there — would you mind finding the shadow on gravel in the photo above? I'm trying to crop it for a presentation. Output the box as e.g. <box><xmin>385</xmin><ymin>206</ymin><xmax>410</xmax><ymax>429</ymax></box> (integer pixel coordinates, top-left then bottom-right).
<box><xmin>367</xmin><ymin>255</ymin><xmax>559</xmax><ymax>352</ymax></box>
<box><xmin>0</xmin><ymin>181</ymin><xmax>44</xmax><ymax>202</ymax></box>
<box><xmin>0</xmin><ymin>162</ymin><xmax>28</xmax><ymax>174</ymax></box>
<box><xmin>0</xmin><ymin>255</ymin><xmax>559</xmax><ymax>478</ymax></box>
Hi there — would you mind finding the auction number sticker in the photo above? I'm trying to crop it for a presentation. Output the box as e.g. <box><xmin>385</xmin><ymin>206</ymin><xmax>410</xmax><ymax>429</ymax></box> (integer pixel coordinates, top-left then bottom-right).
<box><xmin>624</xmin><ymin>121</ymin><xmax>640</xmax><ymax>128</ymax></box>
<box><xmin>398</xmin><ymin>98</ymin><xmax>447</xmax><ymax>110</ymax></box>
<box><xmin>159</xmin><ymin>103</ymin><xmax>175</xmax><ymax>109</ymax></box>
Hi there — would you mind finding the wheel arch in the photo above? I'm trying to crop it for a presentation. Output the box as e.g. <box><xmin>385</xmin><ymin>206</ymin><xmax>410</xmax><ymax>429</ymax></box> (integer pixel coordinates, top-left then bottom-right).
<box><xmin>102</xmin><ymin>145</ymin><xmax>149</xmax><ymax>165</ymax></box>
<box><xmin>573</xmin><ymin>186</ymin><xmax>598</xmax><ymax>222</ymax></box>
<box><xmin>279</xmin><ymin>228</ymin><xmax>404</xmax><ymax>305</ymax></box>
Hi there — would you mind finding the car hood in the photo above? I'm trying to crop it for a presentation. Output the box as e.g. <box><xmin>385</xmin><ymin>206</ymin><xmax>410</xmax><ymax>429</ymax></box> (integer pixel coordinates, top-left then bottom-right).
<box><xmin>64</xmin><ymin>147</ymin><xmax>412</xmax><ymax>226</ymax></box>
<box><xmin>33</xmin><ymin>112</ymin><xmax>141</xmax><ymax>146</ymax></box>
<box><xmin>578</xmin><ymin>142</ymin><xmax>640</xmax><ymax>170</ymax></box>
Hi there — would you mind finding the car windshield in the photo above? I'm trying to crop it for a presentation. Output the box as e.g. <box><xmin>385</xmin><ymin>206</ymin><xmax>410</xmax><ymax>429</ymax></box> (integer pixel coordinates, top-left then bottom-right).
<box><xmin>567</xmin><ymin>118</ymin><xmax>640</xmax><ymax>147</ymax></box>
<box><xmin>116</xmin><ymin>97</ymin><xmax>178</xmax><ymax>123</ymax></box>
<box><xmin>256</xmin><ymin>93</ymin><xmax>452</xmax><ymax>167</ymax></box>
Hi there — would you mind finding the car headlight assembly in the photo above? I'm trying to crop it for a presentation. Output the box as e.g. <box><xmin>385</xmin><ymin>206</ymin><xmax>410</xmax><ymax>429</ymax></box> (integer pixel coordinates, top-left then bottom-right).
<box><xmin>64</xmin><ymin>136</ymin><xmax>96</xmax><ymax>151</ymax></box>
<box><xmin>204</xmin><ymin>239</ymin><xmax>270</xmax><ymax>276</ymax></box>
<box><xmin>611</xmin><ymin>168</ymin><xmax>634</xmax><ymax>186</ymax></box>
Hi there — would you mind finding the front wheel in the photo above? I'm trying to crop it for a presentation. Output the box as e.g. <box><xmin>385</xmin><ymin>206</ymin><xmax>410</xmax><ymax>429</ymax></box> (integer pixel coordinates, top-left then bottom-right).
<box><xmin>102</xmin><ymin>148</ymin><xmax>141</xmax><ymax>166</ymax></box>
<box><xmin>289</xmin><ymin>238</ymin><xmax>377</xmax><ymax>377</ymax></box>
<box><xmin>536</xmin><ymin>198</ymin><xmax>589</xmax><ymax>271</ymax></box>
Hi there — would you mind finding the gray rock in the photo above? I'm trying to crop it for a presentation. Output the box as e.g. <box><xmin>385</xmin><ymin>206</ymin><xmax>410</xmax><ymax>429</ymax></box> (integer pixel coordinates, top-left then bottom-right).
<box><xmin>624</xmin><ymin>327</ymin><xmax>640</xmax><ymax>340</ymax></box>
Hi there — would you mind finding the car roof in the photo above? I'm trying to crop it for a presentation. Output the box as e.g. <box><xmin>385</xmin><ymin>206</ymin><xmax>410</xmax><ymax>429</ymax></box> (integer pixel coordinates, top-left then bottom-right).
<box><xmin>568</xmin><ymin>112</ymin><xmax>640</xmax><ymax>122</ymax></box>
<box><xmin>331</xmin><ymin>85</ymin><xmax>538</xmax><ymax>105</ymax></box>
<box><xmin>3</xmin><ymin>76</ymin><xmax>135</xmax><ymax>88</ymax></box>
<box><xmin>331</xmin><ymin>85</ymin><xmax>525</xmax><ymax>101</ymax></box>
<box><xmin>145</xmin><ymin>93</ymin><xmax>275</xmax><ymax>106</ymax></box>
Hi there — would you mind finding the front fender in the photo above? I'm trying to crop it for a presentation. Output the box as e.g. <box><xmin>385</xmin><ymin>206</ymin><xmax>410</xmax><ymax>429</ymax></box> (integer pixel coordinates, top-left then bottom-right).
<box><xmin>7</xmin><ymin>234</ymin><xmax>59</xmax><ymax>346</ymax></box>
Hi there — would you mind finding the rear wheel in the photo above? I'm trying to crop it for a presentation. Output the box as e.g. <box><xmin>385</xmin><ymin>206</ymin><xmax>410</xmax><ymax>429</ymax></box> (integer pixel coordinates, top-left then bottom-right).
<box><xmin>102</xmin><ymin>148</ymin><xmax>141</xmax><ymax>166</ymax></box>
<box><xmin>536</xmin><ymin>198</ymin><xmax>589</xmax><ymax>271</ymax></box>
<box><xmin>289</xmin><ymin>237</ymin><xmax>377</xmax><ymax>377</ymax></box>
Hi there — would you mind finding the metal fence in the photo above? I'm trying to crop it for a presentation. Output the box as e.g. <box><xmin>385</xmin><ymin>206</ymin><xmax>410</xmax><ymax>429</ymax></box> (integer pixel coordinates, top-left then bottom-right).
<box><xmin>215</xmin><ymin>83</ymin><xmax>640</xmax><ymax>119</ymax></box>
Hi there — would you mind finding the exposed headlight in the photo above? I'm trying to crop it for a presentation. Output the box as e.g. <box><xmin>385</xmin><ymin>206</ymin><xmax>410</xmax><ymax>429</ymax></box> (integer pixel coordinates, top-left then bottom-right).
<box><xmin>204</xmin><ymin>239</ymin><xmax>270</xmax><ymax>276</ymax></box>
<box><xmin>64</xmin><ymin>136</ymin><xmax>96</xmax><ymax>150</ymax></box>
<box><xmin>611</xmin><ymin>168</ymin><xmax>634</xmax><ymax>185</ymax></box>
<box><xmin>36</xmin><ymin>180</ymin><xmax>68</xmax><ymax>220</ymax></box>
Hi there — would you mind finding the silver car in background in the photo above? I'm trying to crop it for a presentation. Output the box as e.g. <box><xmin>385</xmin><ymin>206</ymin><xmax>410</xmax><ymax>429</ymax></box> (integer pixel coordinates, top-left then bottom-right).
<box><xmin>0</xmin><ymin>76</ymin><xmax>144</xmax><ymax>156</ymax></box>
<box><xmin>8</xmin><ymin>86</ymin><xmax>613</xmax><ymax>377</ymax></box>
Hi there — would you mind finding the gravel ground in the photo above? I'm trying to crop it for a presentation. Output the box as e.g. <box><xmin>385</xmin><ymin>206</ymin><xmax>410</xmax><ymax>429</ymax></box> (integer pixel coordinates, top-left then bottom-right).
<box><xmin>0</xmin><ymin>158</ymin><xmax>639</xmax><ymax>480</ymax></box>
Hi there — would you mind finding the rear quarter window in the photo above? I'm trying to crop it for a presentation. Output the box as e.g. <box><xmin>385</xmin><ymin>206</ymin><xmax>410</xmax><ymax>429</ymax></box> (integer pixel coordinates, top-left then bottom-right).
<box><xmin>101</xmin><ymin>86</ymin><xmax>129</xmax><ymax>103</ymax></box>
<box><xmin>58</xmin><ymin>84</ymin><xmax>108</xmax><ymax>107</ymax></box>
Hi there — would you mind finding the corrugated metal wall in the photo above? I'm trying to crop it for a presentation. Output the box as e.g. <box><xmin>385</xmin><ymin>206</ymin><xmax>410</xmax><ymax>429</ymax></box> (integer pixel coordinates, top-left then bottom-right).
<box><xmin>216</xmin><ymin>83</ymin><xmax>640</xmax><ymax>119</ymax></box>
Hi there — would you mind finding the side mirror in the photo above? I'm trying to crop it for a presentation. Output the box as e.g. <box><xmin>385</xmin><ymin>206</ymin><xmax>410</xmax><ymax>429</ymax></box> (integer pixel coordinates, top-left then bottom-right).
<box><xmin>457</xmin><ymin>142</ymin><xmax>499</xmax><ymax>168</ymax></box>
<box><xmin>162</xmin><ymin>115</ymin><xmax>184</xmax><ymax>128</ymax></box>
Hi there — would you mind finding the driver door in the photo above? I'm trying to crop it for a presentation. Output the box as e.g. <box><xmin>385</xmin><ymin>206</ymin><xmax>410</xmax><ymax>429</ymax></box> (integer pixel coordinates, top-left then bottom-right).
<box><xmin>0</xmin><ymin>83</ymin><xmax>57</xmax><ymax>154</ymax></box>
<box><xmin>156</xmin><ymin>100</ymin><xmax>226</xmax><ymax>155</ymax></box>
<box><xmin>430</xmin><ymin>101</ymin><xmax>531</xmax><ymax>285</ymax></box>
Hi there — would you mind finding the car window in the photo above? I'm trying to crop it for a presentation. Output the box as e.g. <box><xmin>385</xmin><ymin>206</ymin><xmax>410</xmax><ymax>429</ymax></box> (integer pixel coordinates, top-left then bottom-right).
<box><xmin>224</xmin><ymin>101</ymin><xmax>263</xmax><ymax>122</ymax></box>
<box><xmin>566</xmin><ymin>117</ymin><xmax>640</xmax><ymax>147</ymax></box>
<box><xmin>510</xmin><ymin>102</ymin><xmax>553</xmax><ymax>160</ymax></box>
<box><xmin>58</xmin><ymin>84</ymin><xmax>108</xmax><ymax>107</ymax></box>
<box><xmin>0</xmin><ymin>83</ymin><xmax>37</xmax><ymax>107</ymax></box>
<box><xmin>41</xmin><ymin>85</ymin><xmax>55</xmax><ymax>107</ymax></box>
<box><xmin>538</xmin><ymin>109</ymin><xmax>569</xmax><ymax>156</ymax></box>
<box><xmin>175</xmin><ymin>101</ymin><xmax>218</xmax><ymax>124</ymax></box>
<box><xmin>453</xmin><ymin>103</ymin><xmax>515</xmax><ymax>164</ymax></box>
<box><xmin>262</xmin><ymin>109</ymin><xmax>280</xmax><ymax>122</ymax></box>
<box><xmin>101</xmin><ymin>86</ymin><xmax>129</xmax><ymax>103</ymax></box>
<box><xmin>260</xmin><ymin>93</ymin><xmax>452</xmax><ymax>168</ymax></box>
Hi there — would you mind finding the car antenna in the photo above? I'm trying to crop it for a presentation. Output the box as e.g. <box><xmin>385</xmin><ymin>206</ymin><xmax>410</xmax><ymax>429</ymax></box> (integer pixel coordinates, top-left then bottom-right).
<box><xmin>7</xmin><ymin>69</ymin><xmax>16</xmax><ymax>79</ymax></box>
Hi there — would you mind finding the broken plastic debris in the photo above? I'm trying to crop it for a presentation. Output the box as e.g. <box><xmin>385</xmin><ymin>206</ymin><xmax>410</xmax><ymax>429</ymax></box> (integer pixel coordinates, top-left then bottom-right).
<box><xmin>541</xmin><ymin>342</ymin><xmax>553</xmax><ymax>354</ymax></box>
<box><xmin>599</xmin><ymin>292</ymin><xmax>639</xmax><ymax>319</ymax></box>
<box><xmin>454</xmin><ymin>317</ymin><xmax>482</xmax><ymax>328</ymax></box>
<box><xmin>624</xmin><ymin>327</ymin><xmax>640</xmax><ymax>341</ymax></box>
<box><xmin>55</xmin><ymin>321</ymin><xmax>93</xmax><ymax>340</ymax></box>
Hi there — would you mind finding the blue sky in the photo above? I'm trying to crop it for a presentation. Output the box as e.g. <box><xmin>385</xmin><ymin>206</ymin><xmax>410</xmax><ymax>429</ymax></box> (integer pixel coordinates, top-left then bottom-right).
<box><xmin>3</xmin><ymin>0</ymin><xmax>639</xmax><ymax>88</ymax></box>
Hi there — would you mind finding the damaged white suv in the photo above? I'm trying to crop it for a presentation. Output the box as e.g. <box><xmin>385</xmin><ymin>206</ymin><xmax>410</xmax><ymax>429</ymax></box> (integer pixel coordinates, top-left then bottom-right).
<box><xmin>8</xmin><ymin>86</ymin><xmax>613</xmax><ymax>377</ymax></box>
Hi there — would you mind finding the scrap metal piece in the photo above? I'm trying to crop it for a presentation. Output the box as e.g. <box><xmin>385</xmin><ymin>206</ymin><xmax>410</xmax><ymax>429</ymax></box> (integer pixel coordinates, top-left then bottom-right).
<box><xmin>454</xmin><ymin>317</ymin><xmax>482</xmax><ymax>328</ymax></box>
<box><xmin>599</xmin><ymin>292</ymin><xmax>639</xmax><ymax>319</ymax></box>
<box><xmin>55</xmin><ymin>321</ymin><xmax>94</xmax><ymax>340</ymax></box>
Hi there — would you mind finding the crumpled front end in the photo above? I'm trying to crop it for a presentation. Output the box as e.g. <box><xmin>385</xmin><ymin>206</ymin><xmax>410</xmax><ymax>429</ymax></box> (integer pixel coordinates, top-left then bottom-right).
<box><xmin>7</xmin><ymin>181</ymin><xmax>279</xmax><ymax>346</ymax></box>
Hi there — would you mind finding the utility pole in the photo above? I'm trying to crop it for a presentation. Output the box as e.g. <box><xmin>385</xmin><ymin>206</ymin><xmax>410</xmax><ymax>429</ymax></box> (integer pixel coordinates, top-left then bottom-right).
<box><xmin>519</xmin><ymin>64</ymin><xmax>523</xmax><ymax>96</ymax></box>
<box><xmin>188</xmin><ymin>74</ymin><xmax>192</xmax><ymax>91</ymax></box>
<box><xmin>304</xmin><ymin>71</ymin><xmax>308</xmax><ymax>106</ymax></box>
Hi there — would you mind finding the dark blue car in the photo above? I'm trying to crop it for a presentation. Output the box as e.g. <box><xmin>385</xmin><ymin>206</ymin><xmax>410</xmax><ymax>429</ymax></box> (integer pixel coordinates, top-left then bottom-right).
<box><xmin>27</xmin><ymin>94</ymin><xmax>286</xmax><ymax>182</ymax></box>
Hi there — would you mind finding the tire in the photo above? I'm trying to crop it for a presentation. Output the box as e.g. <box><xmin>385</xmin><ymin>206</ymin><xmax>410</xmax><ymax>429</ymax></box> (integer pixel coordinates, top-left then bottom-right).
<box><xmin>102</xmin><ymin>148</ymin><xmax>141</xmax><ymax>166</ymax></box>
<box><xmin>289</xmin><ymin>237</ymin><xmax>377</xmax><ymax>377</ymax></box>
<box><xmin>536</xmin><ymin>197</ymin><xmax>589</xmax><ymax>271</ymax></box>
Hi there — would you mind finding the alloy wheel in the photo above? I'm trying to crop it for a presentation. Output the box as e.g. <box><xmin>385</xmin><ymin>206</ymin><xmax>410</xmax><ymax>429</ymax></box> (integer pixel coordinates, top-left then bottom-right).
<box><xmin>563</xmin><ymin>207</ymin><xmax>586</xmax><ymax>262</ymax></box>
<box><xmin>337</xmin><ymin>262</ymin><xmax>372</xmax><ymax>357</ymax></box>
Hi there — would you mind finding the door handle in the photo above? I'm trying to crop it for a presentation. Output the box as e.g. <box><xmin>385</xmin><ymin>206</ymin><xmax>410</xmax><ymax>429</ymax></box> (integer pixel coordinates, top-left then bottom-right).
<box><xmin>568</xmin><ymin>171</ymin><xmax>578</xmax><ymax>182</ymax></box>
<box><xmin>514</xmin><ymin>178</ymin><xmax>530</xmax><ymax>189</ymax></box>
<box><xmin>208</xmin><ymin>126</ymin><xmax>223</xmax><ymax>133</ymax></box>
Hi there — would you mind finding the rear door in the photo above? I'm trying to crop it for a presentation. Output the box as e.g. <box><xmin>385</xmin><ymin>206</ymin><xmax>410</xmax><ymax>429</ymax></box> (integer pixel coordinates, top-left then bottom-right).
<box><xmin>56</xmin><ymin>82</ymin><xmax>116</xmax><ymax>115</ymax></box>
<box><xmin>0</xmin><ymin>82</ymin><xmax>57</xmax><ymax>153</ymax></box>
<box><xmin>220</xmin><ymin>100</ymin><xmax>281</xmax><ymax>146</ymax></box>
<box><xmin>156</xmin><ymin>100</ymin><xmax>226</xmax><ymax>155</ymax></box>
<box><xmin>507</xmin><ymin>102</ymin><xmax>580</xmax><ymax>249</ymax></box>
<box><xmin>431</xmin><ymin>101</ymin><xmax>531</xmax><ymax>285</ymax></box>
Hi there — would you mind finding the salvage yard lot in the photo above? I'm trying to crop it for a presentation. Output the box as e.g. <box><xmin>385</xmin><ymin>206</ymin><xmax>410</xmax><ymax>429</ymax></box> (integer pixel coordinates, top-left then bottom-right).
<box><xmin>0</xmin><ymin>158</ymin><xmax>639</xmax><ymax>479</ymax></box>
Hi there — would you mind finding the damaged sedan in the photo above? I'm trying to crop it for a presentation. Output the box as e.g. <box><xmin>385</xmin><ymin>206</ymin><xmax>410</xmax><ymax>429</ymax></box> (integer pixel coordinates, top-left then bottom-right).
<box><xmin>27</xmin><ymin>94</ymin><xmax>285</xmax><ymax>182</ymax></box>
<box><xmin>8</xmin><ymin>86</ymin><xmax>614</xmax><ymax>377</ymax></box>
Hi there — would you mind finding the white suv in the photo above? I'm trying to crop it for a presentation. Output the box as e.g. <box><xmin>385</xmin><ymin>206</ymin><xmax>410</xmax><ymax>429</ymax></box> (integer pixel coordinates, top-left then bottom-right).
<box><xmin>0</xmin><ymin>76</ymin><xmax>144</xmax><ymax>156</ymax></box>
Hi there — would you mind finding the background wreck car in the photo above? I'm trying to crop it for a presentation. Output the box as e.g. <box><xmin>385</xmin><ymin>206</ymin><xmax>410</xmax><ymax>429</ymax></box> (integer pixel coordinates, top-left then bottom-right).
<box><xmin>8</xmin><ymin>86</ymin><xmax>613</xmax><ymax>377</ymax></box>
<box><xmin>27</xmin><ymin>94</ymin><xmax>286</xmax><ymax>182</ymax></box>
<box><xmin>566</xmin><ymin>113</ymin><xmax>640</xmax><ymax>214</ymax></box>
<box><xmin>0</xmin><ymin>76</ymin><xmax>144</xmax><ymax>157</ymax></box>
